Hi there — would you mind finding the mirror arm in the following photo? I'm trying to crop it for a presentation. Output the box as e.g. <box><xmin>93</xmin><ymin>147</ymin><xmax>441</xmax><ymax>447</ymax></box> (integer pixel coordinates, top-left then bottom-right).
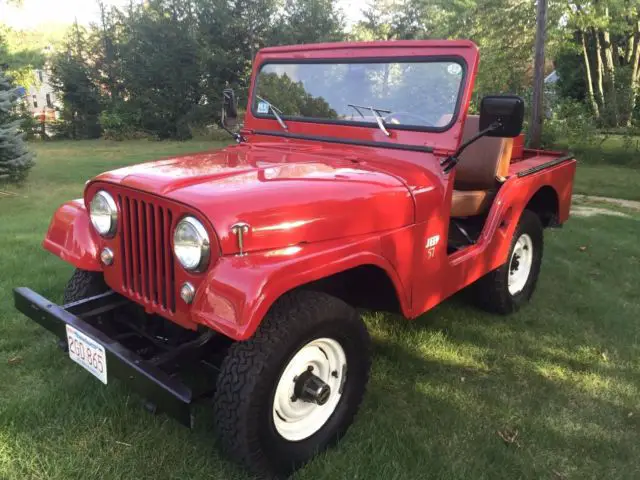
<box><xmin>220</xmin><ymin>118</ymin><xmax>246</xmax><ymax>143</ymax></box>
<box><xmin>440</xmin><ymin>121</ymin><xmax>501</xmax><ymax>174</ymax></box>
<box><xmin>455</xmin><ymin>122</ymin><xmax>500</xmax><ymax>157</ymax></box>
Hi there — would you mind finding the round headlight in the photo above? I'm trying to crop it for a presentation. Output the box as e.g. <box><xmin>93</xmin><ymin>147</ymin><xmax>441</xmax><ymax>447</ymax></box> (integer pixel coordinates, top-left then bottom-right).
<box><xmin>90</xmin><ymin>191</ymin><xmax>117</xmax><ymax>237</ymax></box>
<box><xmin>173</xmin><ymin>216</ymin><xmax>210</xmax><ymax>272</ymax></box>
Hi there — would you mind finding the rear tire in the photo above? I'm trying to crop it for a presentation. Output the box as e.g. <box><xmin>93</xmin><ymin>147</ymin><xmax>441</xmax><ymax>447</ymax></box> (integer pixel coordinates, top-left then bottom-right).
<box><xmin>213</xmin><ymin>290</ymin><xmax>371</xmax><ymax>478</ymax></box>
<box><xmin>474</xmin><ymin>210</ymin><xmax>543</xmax><ymax>314</ymax></box>
<box><xmin>63</xmin><ymin>269</ymin><xmax>108</xmax><ymax>304</ymax></box>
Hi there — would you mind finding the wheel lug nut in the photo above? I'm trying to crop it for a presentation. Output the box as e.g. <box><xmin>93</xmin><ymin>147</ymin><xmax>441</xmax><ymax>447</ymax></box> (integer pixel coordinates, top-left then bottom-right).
<box><xmin>331</xmin><ymin>370</ymin><xmax>338</xmax><ymax>378</ymax></box>
<box><xmin>290</xmin><ymin>395</ymin><xmax>297</xmax><ymax>402</ymax></box>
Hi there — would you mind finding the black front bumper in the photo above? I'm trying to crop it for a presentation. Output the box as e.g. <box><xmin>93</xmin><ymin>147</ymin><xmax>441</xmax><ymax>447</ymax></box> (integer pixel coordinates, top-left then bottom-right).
<box><xmin>14</xmin><ymin>287</ymin><xmax>198</xmax><ymax>427</ymax></box>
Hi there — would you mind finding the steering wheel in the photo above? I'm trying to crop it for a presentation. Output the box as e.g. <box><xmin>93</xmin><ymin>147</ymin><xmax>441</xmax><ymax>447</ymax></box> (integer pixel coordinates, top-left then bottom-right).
<box><xmin>383</xmin><ymin>112</ymin><xmax>434</xmax><ymax>127</ymax></box>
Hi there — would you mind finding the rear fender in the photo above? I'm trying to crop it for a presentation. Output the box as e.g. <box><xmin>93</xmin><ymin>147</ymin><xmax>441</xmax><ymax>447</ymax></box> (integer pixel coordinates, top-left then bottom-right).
<box><xmin>190</xmin><ymin>235</ymin><xmax>410</xmax><ymax>341</ymax></box>
<box><xmin>476</xmin><ymin>158</ymin><xmax>576</xmax><ymax>267</ymax></box>
<box><xmin>43</xmin><ymin>200</ymin><xmax>102</xmax><ymax>271</ymax></box>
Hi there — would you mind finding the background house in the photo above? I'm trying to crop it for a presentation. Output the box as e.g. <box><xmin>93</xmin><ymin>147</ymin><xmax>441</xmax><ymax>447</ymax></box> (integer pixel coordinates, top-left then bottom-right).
<box><xmin>24</xmin><ymin>67</ymin><xmax>58</xmax><ymax>122</ymax></box>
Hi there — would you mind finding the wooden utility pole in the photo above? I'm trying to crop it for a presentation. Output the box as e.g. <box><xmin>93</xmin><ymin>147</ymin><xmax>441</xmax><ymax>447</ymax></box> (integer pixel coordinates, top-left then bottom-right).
<box><xmin>529</xmin><ymin>0</ymin><xmax>547</xmax><ymax>148</ymax></box>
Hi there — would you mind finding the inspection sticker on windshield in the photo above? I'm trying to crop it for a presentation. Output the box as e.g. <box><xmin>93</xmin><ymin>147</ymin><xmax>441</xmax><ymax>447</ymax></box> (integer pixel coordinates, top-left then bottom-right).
<box><xmin>257</xmin><ymin>101</ymin><xmax>269</xmax><ymax>114</ymax></box>
<box><xmin>447</xmin><ymin>63</ymin><xmax>462</xmax><ymax>76</ymax></box>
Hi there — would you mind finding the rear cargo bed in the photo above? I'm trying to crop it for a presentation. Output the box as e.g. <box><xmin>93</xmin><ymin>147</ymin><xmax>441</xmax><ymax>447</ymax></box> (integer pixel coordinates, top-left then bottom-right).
<box><xmin>508</xmin><ymin>149</ymin><xmax>574</xmax><ymax>178</ymax></box>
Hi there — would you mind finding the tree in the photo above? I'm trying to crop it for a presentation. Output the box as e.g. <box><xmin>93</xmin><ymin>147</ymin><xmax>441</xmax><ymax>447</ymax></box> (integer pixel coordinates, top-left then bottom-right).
<box><xmin>598</xmin><ymin>5</ymin><xmax>617</xmax><ymax>124</ymax></box>
<box><xmin>351</xmin><ymin>0</ymin><xmax>424</xmax><ymax>41</ymax></box>
<box><xmin>0</xmin><ymin>33</ymin><xmax>7</xmax><ymax>71</ymax></box>
<box><xmin>273</xmin><ymin>0</ymin><xmax>345</xmax><ymax>45</ymax></box>
<box><xmin>49</xmin><ymin>21</ymin><xmax>102</xmax><ymax>139</ymax></box>
<box><xmin>0</xmin><ymin>24</ymin><xmax>49</xmax><ymax>88</ymax></box>
<box><xmin>94</xmin><ymin>1</ymin><xmax>122</xmax><ymax>105</ymax></box>
<box><xmin>554</xmin><ymin>42</ymin><xmax>588</xmax><ymax>102</ymax></box>
<box><xmin>579</xmin><ymin>30</ymin><xmax>600</xmax><ymax>117</ymax></box>
<box><xmin>529</xmin><ymin>0</ymin><xmax>547</xmax><ymax>148</ymax></box>
<box><xmin>117</xmin><ymin>0</ymin><xmax>202</xmax><ymax>139</ymax></box>
<box><xmin>562</xmin><ymin>0</ymin><xmax>640</xmax><ymax>127</ymax></box>
<box><xmin>0</xmin><ymin>70</ymin><xmax>34</xmax><ymax>183</ymax></box>
<box><xmin>228</xmin><ymin>0</ymin><xmax>280</xmax><ymax>62</ymax></box>
<box><xmin>194</xmin><ymin>0</ymin><xmax>253</xmax><ymax>108</ymax></box>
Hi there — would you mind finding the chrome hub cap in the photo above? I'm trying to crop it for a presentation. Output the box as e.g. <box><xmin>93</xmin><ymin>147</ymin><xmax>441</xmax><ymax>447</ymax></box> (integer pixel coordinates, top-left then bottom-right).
<box><xmin>508</xmin><ymin>233</ymin><xmax>533</xmax><ymax>295</ymax></box>
<box><xmin>272</xmin><ymin>337</ymin><xmax>347</xmax><ymax>441</ymax></box>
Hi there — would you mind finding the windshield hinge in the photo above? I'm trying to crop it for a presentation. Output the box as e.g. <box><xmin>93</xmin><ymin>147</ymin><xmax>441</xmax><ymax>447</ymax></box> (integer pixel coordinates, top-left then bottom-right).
<box><xmin>432</xmin><ymin>147</ymin><xmax>456</xmax><ymax>157</ymax></box>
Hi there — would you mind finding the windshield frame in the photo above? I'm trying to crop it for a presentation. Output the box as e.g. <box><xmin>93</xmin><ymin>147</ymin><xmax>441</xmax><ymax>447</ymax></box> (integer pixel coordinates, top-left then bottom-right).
<box><xmin>250</xmin><ymin>55</ymin><xmax>469</xmax><ymax>134</ymax></box>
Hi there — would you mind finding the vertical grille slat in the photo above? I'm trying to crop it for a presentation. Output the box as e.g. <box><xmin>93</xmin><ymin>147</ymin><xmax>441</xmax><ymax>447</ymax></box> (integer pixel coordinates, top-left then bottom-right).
<box><xmin>157</xmin><ymin>205</ymin><xmax>167</xmax><ymax>309</ymax></box>
<box><xmin>123</xmin><ymin>197</ymin><xmax>134</xmax><ymax>292</ymax></box>
<box><xmin>169</xmin><ymin>215</ymin><xmax>176</xmax><ymax>312</ymax></box>
<box><xmin>138</xmin><ymin>200</ymin><xmax>148</xmax><ymax>299</ymax></box>
<box><xmin>118</xmin><ymin>195</ymin><xmax>128</xmax><ymax>290</ymax></box>
<box><xmin>164</xmin><ymin>210</ymin><xmax>175</xmax><ymax>313</ymax></box>
<box><xmin>117</xmin><ymin>191</ymin><xmax>176</xmax><ymax>313</ymax></box>
<box><xmin>146</xmin><ymin>203</ymin><xmax>156</xmax><ymax>305</ymax></box>
<box><xmin>130</xmin><ymin>199</ymin><xmax>140</xmax><ymax>295</ymax></box>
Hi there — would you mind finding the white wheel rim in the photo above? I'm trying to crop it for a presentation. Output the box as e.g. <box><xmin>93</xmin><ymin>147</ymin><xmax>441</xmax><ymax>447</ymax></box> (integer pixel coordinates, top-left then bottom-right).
<box><xmin>508</xmin><ymin>233</ymin><xmax>534</xmax><ymax>295</ymax></box>
<box><xmin>272</xmin><ymin>337</ymin><xmax>347</xmax><ymax>442</ymax></box>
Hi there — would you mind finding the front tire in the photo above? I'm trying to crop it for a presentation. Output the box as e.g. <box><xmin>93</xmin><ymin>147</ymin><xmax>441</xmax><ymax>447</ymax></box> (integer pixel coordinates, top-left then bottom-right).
<box><xmin>213</xmin><ymin>291</ymin><xmax>371</xmax><ymax>477</ymax></box>
<box><xmin>474</xmin><ymin>210</ymin><xmax>544</xmax><ymax>314</ymax></box>
<box><xmin>63</xmin><ymin>268</ymin><xmax>108</xmax><ymax>304</ymax></box>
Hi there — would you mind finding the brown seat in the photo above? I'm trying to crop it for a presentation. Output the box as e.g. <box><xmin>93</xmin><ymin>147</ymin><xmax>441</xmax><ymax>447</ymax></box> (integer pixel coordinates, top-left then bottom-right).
<box><xmin>450</xmin><ymin>189</ymin><xmax>495</xmax><ymax>218</ymax></box>
<box><xmin>450</xmin><ymin>115</ymin><xmax>513</xmax><ymax>217</ymax></box>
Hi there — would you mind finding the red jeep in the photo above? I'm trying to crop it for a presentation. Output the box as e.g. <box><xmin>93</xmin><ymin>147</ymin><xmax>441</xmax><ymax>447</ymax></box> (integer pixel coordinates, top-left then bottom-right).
<box><xmin>15</xmin><ymin>40</ymin><xmax>576</xmax><ymax>477</ymax></box>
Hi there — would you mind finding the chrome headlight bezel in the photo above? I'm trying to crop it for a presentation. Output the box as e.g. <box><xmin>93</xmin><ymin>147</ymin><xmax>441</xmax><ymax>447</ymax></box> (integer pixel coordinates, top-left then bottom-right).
<box><xmin>89</xmin><ymin>190</ymin><xmax>118</xmax><ymax>237</ymax></box>
<box><xmin>173</xmin><ymin>216</ymin><xmax>211</xmax><ymax>272</ymax></box>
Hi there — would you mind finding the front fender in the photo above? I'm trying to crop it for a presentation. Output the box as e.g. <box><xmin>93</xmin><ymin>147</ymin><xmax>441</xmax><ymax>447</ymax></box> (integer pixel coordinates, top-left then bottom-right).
<box><xmin>190</xmin><ymin>232</ymin><xmax>410</xmax><ymax>341</ymax></box>
<box><xmin>43</xmin><ymin>200</ymin><xmax>102</xmax><ymax>271</ymax></box>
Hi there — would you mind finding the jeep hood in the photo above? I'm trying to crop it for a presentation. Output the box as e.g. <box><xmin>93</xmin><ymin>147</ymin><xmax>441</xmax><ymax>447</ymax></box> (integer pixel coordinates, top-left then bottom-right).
<box><xmin>91</xmin><ymin>144</ymin><xmax>415</xmax><ymax>254</ymax></box>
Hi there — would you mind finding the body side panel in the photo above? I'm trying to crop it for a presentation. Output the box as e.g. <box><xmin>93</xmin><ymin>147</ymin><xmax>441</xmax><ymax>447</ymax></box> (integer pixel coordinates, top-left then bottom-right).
<box><xmin>412</xmin><ymin>157</ymin><xmax>577</xmax><ymax>315</ymax></box>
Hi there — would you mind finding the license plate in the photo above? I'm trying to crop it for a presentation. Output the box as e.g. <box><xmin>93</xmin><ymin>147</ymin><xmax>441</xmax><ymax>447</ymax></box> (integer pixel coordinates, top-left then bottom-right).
<box><xmin>66</xmin><ymin>325</ymin><xmax>107</xmax><ymax>384</ymax></box>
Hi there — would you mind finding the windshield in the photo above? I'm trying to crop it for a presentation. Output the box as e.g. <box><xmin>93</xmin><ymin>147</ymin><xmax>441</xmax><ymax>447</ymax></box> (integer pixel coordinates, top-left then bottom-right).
<box><xmin>252</xmin><ymin>59</ymin><xmax>465</xmax><ymax>130</ymax></box>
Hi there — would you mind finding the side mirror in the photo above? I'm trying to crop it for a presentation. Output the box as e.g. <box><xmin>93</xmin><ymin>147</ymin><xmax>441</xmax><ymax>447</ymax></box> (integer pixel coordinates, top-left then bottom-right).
<box><xmin>479</xmin><ymin>95</ymin><xmax>524</xmax><ymax>138</ymax></box>
<box><xmin>222</xmin><ymin>88</ymin><xmax>238</xmax><ymax>127</ymax></box>
<box><xmin>440</xmin><ymin>95</ymin><xmax>525</xmax><ymax>174</ymax></box>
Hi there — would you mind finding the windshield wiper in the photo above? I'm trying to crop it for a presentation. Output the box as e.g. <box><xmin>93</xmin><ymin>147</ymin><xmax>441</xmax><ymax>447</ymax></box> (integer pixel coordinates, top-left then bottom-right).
<box><xmin>347</xmin><ymin>103</ymin><xmax>392</xmax><ymax>137</ymax></box>
<box><xmin>347</xmin><ymin>104</ymin><xmax>366</xmax><ymax>119</ymax></box>
<box><xmin>256</xmin><ymin>95</ymin><xmax>288</xmax><ymax>131</ymax></box>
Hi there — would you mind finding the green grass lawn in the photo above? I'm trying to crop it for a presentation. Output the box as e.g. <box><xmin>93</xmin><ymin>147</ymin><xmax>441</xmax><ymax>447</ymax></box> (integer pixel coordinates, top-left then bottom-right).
<box><xmin>2</xmin><ymin>140</ymin><xmax>640</xmax><ymax>479</ymax></box>
<box><xmin>574</xmin><ymin>164</ymin><xmax>640</xmax><ymax>201</ymax></box>
<box><xmin>554</xmin><ymin>133</ymin><xmax>640</xmax><ymax>167</ymax></box>
<box><xmin>551</xmin><ymin>133</ymin><xmax>640</xmax><ymax>201</ymax></box>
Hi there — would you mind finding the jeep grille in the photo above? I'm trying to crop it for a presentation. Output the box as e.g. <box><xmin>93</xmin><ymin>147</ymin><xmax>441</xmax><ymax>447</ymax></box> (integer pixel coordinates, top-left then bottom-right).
<box><xmin>117</xmin><ymin>193</ymin><xmax>176</xmax><ymax>313</ymax></box>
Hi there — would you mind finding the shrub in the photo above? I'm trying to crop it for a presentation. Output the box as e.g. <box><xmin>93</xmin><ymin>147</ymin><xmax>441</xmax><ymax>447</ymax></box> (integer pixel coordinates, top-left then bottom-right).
<box><xmin>541</xmin><ymin>99</ymin><xmax>598</xmax><ymax>150</ymax></box>
<box><xmin>99</xmin><ymin>110</ymin><xmax>145</xmax><ymax>141</ymax></box>
<box><xmin>17</xmin><ymin>104</ymin><xmax>41</xmax><ymax>140</ymax></box>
